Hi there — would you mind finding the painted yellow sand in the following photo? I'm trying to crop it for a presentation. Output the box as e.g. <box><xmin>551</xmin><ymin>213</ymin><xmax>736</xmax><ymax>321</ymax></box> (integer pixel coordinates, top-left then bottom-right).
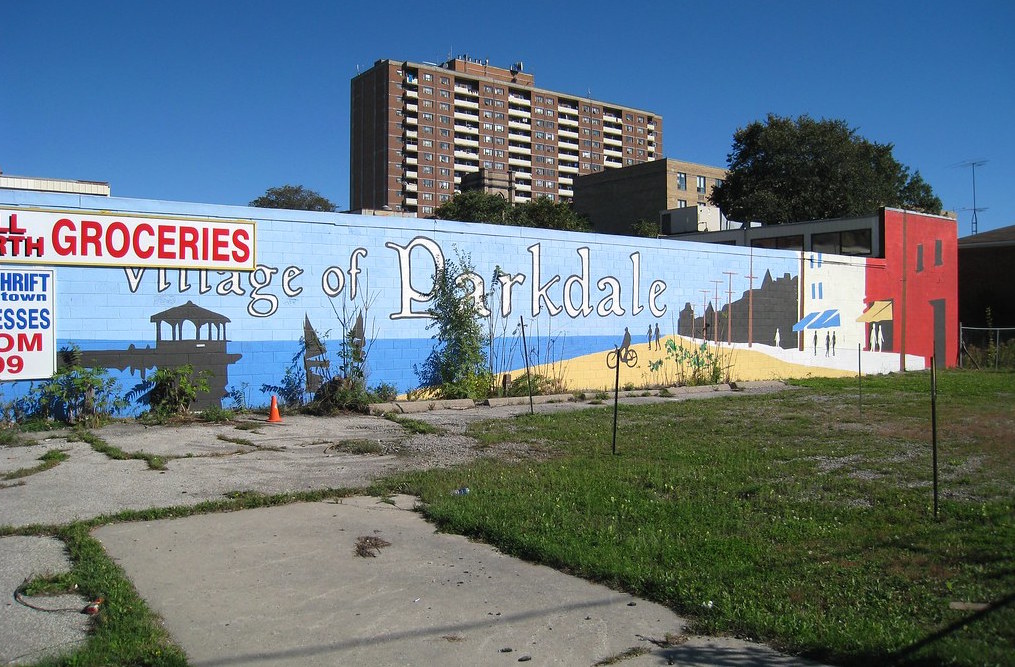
<box><xmin>517</xmin><ymin>336</ymin><xmax>858</xmax><ymax>392</ymax></box>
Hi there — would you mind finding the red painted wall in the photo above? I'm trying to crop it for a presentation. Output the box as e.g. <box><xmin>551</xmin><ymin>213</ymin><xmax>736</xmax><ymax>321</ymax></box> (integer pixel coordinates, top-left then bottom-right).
<box><xmin>864</xmin><ymin>209</ymin><xmax>959</xmax><ymax>368</ymax></box>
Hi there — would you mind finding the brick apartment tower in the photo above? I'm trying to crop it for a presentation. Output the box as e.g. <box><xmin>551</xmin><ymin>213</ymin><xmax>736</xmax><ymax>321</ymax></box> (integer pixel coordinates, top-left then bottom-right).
<box><xmin>350</xmin><ymin>57</ymin><xmax>663</xmax><ymax>216</ymax></box>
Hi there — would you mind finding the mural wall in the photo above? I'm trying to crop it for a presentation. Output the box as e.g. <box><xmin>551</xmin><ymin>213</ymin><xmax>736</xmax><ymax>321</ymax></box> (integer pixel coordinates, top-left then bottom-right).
<box><xmin>0</xmin><ymin>191</ymin><xmax>952</xmax><ymax>411</ymax></box>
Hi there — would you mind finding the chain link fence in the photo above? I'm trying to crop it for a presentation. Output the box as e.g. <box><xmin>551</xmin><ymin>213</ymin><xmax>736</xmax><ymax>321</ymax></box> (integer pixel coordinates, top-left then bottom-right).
<box><xmin>960</xmin><ymin>326</ymin><xmax>1015</xmax><ymax>369</ymax></box>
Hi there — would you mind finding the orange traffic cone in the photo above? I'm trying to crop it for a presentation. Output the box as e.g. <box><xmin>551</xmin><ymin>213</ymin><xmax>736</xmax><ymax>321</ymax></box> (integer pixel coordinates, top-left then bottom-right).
<box><xmin>268</xmin><ymin>395</ymin><xmax>282</xmax><ymax>423</ymax></box>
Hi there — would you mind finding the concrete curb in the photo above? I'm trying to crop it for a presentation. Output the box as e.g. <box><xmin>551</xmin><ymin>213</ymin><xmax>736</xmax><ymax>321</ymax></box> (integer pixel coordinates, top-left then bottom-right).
<box><xmin>483</xmin><ymin>393</ymin><xmax>575</xmax><ymax>407</ymax></box>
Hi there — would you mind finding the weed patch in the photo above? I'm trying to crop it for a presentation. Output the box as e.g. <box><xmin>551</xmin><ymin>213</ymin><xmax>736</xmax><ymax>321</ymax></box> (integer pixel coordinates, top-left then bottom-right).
<box><xmin>2</xmin><ymin>448</ymin><xmax>69</xmax><ymax>481</ymax></box>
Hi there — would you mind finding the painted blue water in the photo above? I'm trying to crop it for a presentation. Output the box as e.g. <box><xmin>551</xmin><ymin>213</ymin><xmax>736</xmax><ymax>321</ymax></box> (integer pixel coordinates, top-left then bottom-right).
<box><xmin>0</xmin><ymin>334</ymin><xmax>624</xmax><ymax>414</ymax></box>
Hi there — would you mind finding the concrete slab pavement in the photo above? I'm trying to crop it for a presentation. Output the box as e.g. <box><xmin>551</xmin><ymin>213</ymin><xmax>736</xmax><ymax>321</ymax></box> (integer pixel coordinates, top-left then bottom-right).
<box><xmin>94</xmin><ymin>495</ymin><xmax>824</xmax><ymax>667</ymax></box>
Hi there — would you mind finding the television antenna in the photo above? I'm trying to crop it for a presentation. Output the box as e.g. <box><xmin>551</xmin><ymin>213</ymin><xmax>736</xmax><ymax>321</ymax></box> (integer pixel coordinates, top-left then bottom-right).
<box><xmin>953</xmin><ymin>159</ymin><xmax>988</xmax><ymax>235</ymax></box>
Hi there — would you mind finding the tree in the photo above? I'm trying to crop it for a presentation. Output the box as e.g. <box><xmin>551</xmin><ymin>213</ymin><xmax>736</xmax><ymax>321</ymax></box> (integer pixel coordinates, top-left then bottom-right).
<box><xmin>709</xmin><ymin>114</ymin><xmax>942</xmax><ymax>224</ymax></box>
<box><xmin>630</xmin><ymin>219</ymin><xmax>661</xmax><ymax>238</ymax></box>
<box><xmin>435</xmin><ymin>191</ymin><xmax>590</xmax><ymax>232</ymax></box>
<box><xmin>415</xmin><ymin>254</ymin><xmax>491</xmax><ymax>400</ymax></box>
<box><xmin>511</xmin><ymin>197</ymin><xmax>591</xmax><ymax>232</ymax></box>
<box><xmin>434</xmin><ymin>190</ymin><xmax>511</xmax><ymax>223</ymax></box>
<box><xmin>249</xmin><ymin>185</ymin><xmax>337</xmax><ymax>212</ymax></box>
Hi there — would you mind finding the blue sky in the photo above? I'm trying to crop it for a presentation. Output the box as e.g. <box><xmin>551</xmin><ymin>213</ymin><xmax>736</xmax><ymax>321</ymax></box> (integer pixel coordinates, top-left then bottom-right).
<box><xmin>3</xmin><ymin>1</ymin><xmax>1013</xmax><ymax>235</ymax></box>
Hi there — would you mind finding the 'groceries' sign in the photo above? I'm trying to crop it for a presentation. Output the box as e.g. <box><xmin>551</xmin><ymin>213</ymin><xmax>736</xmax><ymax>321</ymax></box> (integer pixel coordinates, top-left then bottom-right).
<box><xmin>0</xmin><ymin>208</ymin><xmax>256</xmax><ymax>271</ymax></box>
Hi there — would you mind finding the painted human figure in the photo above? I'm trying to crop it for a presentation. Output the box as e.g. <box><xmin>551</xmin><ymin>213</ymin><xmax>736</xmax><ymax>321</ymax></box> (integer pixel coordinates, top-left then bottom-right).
<box><xmin>877</xmin><ymin>325</ymin><xmax>884</xmax><ymax>352</ymax></box>
<box><xmin>619</xmin><ymin>327</ymin><xmax>632</xmax><ymax>362</ymax></box>
<box><xmin>647</xmin><ymin>325</ymin><xmax>653</xmax><ymax>345</ymax></box>
<box><xmin>774</xmin><ymin>328</ymin><xmax>781</xmax><ymax>348</ymax></box>
<box><xmin>825</xmin><ymin>332</ymin><xmax>830</xmax><ymax>357</ymax></box>
<box><xmin>813</xmin><ymin>331</ymin><xmax>818</xmax><ymax>356</ymax></box>
<box><xmin>654</xmin><ymin>323</ymin><xmax>661</xmax><ymax>350</ymax></box>
<box><xmin>870</xmin><ymin>324</ymin><xmax>877</xmax><ymax>351</ymax></box>
<box><xmin>832</xmin><ymin>331</ymin><xmax>837</xmax><ymax>356</ymax></box>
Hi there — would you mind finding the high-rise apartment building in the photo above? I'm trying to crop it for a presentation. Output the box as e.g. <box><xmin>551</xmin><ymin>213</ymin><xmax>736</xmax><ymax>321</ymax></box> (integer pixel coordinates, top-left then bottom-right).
<box><xmin>350</xmin><ymin>57</ymin><xmax>663</xmax><ymax>216</ymax></box>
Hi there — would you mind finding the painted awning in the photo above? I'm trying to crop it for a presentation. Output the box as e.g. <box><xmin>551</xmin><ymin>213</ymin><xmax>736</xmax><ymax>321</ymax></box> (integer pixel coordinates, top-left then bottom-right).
<box><xmin>856</xmin><ymin>300</ymin><xmax>893</xmax><ymax>323</ymax></box>
<box><xmin>792</xmin><ymin>309</ymin><xmax>841</xmax><ymax>331</ymax></box>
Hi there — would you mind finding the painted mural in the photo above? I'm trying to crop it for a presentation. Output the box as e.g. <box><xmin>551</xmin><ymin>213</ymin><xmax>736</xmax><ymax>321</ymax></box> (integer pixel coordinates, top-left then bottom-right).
<box><xmin>0</xmin><ymin>191</ymin><xmax>955</xmax><ymax>411</ymax></box>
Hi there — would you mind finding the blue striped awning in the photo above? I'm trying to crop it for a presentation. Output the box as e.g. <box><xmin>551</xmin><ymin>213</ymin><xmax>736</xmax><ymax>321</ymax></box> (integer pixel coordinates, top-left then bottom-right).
<box><xmin>792</xmin><ymin>309</ymin><xmax>841</xmax><ymax>331</ymax></box>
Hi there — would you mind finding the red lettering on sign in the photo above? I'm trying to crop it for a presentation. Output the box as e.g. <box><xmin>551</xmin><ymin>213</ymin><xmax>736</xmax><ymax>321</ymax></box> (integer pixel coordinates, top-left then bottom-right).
<box><xmin>212</xmin><ymin>228</ymin><xmax>229</xmax><ymax>262</ymax></box>
<box><xmin>52</xmin><ymin>218</ymin><xmax>76</xmax><ymax>255</ymax></box>
<box><xmin>232</xmin><ymin>229</ymin><xmax>251</xmax><ymax>263</ymax></box>
<box><xmin>157</xmin><ymin>225</ymin><xmax>175</xmax><ymax>259</ymax></box>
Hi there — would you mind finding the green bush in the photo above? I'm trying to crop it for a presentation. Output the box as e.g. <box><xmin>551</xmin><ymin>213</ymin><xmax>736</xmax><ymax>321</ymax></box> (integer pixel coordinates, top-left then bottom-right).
<box><xmin>129</xmin><ymin>365</ymin><xmax>210</xmax><ymax>420</ymax></box>
<box><xmin>415</xmin><ymin>254</ymin><xmax>492</xmax><ymax>400</ymax></box>
<box><xmin>199</xmin><ymin>405</ymin><xmax>235</xmax><ymax>423</ymax></box>
<box><xmin>304</xmin><ymin>377</ymin><xmax>370</xmax><ymax>415</ymax></box>
<box><xmin>30</xmin><ymin>346</ymin><xmax>126</xmax><ymax>426</ymax></box>
<box><xmin>369</xmin><ymin>382</ymin><xmax>399</xmax><ymax>402</ymax></box>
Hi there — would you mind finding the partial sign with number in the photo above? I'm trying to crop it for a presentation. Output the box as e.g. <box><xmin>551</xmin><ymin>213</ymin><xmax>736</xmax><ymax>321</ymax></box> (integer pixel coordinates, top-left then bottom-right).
<box><xmin>0</xmin><ymin>267</ymin><xmax>56</xmax><ymax>380</ymax></box>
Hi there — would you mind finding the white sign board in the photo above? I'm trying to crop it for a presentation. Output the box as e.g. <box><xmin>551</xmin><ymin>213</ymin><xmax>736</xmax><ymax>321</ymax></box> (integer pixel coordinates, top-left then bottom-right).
<box><xmin>0</xmin><ymin>267</ymin><xmax>56</xmax><ymax>380</ymax></box>
<box><xmin>0</xmin><ymin>208</ymin><xmax>256</xmax><ymax>271</ymax></box>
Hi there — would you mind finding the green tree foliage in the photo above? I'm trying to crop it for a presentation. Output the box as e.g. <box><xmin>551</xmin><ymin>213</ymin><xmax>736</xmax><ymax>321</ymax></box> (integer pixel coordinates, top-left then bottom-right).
<box><xmin>434</xmin><ymin>190</ymin><xmax>511</xmax><ymax>223</ymax></box>
<box><xmin>415</xmin><ymin>254</ymin><xmax>491</xmax><ymax>399</ymax></box>
<box><xmin>630</xmin><ymin>219</ymin><xmax>661</xmax><ymax>237</ymax></box>
<box><xmin>435</xmin><ymin>192</ymin><xmax>590</xmax><ymax>232</ymax></box>
<box><xmin>249</xmin><ymin>184</ymin><xmax>337</xmax><ymax>212</ymax></box>
<box><xmin>710</xmin><ymin>114</ymin><xmax>943</xmax><ymax>224</ymax></box>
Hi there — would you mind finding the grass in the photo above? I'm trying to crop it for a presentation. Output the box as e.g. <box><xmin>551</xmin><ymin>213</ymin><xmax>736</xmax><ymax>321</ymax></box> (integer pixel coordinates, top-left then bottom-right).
<box><xmin>3</xmin><ymin>370</ymin><xmax>1011</xmax><ymax>666</ymax></box>
<box><xmin>383</xmin><ymin>412</ymin><xmax>443</xmax><ymax>434</ymax></box>
<box><xmin>2</xmin><ymin>449</ymin><xmax>69</xmax><ymax>481</ymax></box>
<box><xmin>327</xmin><ymin>439</ymin><xmax>384</xmax><ymax>455</ymax></box>
<box><xmin>73</xmin><ymin>429</ymin><xmax>169</xmax><ymax>471</ymax></box>
<box><xmin>376</xmin><ymin>370</ymin><xmax>1015</xmax><ymax>666</ymax></box>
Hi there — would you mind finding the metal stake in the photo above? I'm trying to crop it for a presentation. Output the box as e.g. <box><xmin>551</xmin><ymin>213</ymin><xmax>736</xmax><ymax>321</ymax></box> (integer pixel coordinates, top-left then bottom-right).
<box><xmin>931</xmin><ymin>354</ymin><xmax>939</xmax><ymax>520</ymax></box>
<box><xmin>518</xmin><ymin>317</ymin><xmax>534</xmax><ymax>415</ymax></box>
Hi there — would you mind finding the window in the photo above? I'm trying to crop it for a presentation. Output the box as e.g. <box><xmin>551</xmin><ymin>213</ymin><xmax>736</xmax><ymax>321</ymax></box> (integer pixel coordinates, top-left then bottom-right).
<box><xmin>677</xmin><ymin>200</ymin><xmax>687</xmax><ymax>208</ymax></box>
<box><xmin>422</xmin><ymin>179</ymin><xmax>434</xmax><ymax>188</ymax></box>
<box><xmin>934</xmin><ymin>239</ymin><xmax>943</xmax><ymax>266</ymax></box>
<box><xmin>423</xmin><ymin>73</ymin><xmax>433</xmax><ymax>82</ymax></box>
<box><xmin>696</xmin><ymin>176</ymin><xmax>706</xmax><ymax>194</ymax></box>
<box><xmin>677</xmin><ymin>172</ymin><xmax>687</xmax><ymax>190</ymax></box>
<box><xmin>916</xmin><ymin>244</ymin><xmax>924</xmax><ymax>272</ymax></box>
<box><xmin>440</xmin><ymin>77</ymin><xmax>449</xmax><ymax>85</ymax></box>
<box><xmin>751</xmin><ymin>235</ymin><xmax>804</xmax><ymax>251</ymax></box>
